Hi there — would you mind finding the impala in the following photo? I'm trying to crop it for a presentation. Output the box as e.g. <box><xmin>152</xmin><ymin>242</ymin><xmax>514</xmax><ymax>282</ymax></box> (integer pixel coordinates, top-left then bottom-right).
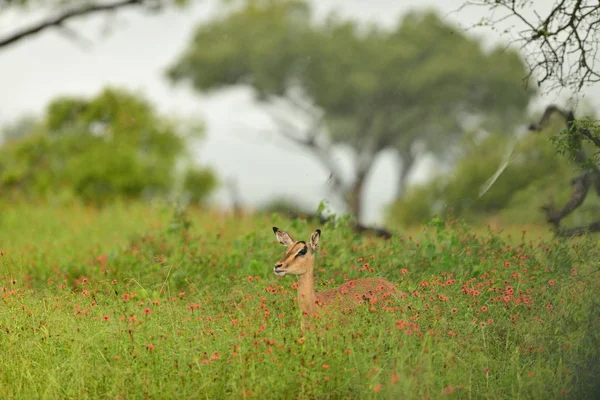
<box><xmin>271</xmin><ymin>227</ymin><xmax>397</xmax><ymax>321</ymax></box>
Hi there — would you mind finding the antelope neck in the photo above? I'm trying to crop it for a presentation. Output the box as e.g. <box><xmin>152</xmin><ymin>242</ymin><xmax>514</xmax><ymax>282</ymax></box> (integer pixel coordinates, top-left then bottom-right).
<box><xmin>296</xmin><ymin>263</ymin><xmax>318</xmax><ymax>315</ymax></box>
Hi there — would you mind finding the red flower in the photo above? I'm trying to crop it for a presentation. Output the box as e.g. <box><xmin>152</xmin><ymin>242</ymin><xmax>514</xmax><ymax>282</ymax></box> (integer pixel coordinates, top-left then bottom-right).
<box><xmin>444</xmin><ymin>386</ymin><xmax>455</xmax><ymax>394</ymax></box>
<box><xmin>144</xmin><ymin>308</ymin><xmax>151</xmax><ymax>315</ymax></box>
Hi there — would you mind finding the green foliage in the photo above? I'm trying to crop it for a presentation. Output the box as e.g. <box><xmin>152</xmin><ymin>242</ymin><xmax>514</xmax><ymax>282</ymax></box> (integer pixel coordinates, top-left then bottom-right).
<box><xmin>551</xmin><ymin>117</ymin><xmax>600</xmax><ymax>169</ymax></box>
<box><xmin>387</xmin><ymin>130</ymin><xmax>594</xmax><ymax>226</ymax></box>
<box><xmin>183</xmin><ymin>167</ymin><xmax>219</xmax><ymax>204</ymax></box>
<box><xmin>168</xmin><ymin>0</ymin><xmax>535</xmax><ymax>163</ymax></box>
<box><xmin>0</xmin><ymin>203</ymin><xmax>598</xmax><ymax>398</ymax></box>
<box><xmin>0</xmin><ymin>87</ymin><xmax>216</xmax><ymax>205</ymax></box>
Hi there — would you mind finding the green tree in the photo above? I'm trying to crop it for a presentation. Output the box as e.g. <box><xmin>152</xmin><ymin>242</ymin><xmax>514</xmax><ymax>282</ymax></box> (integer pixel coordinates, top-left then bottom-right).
<box><xmin>462</xmin><ymin>1</ymin><xmax>600</xmax><ymax>172</ymax></box>
<box><xmin>387</xmin><ymin>129</ymin><xmax>597</xmax><ymax>227</ymax></box>
<box><xmin>0</xmin><ymin>87</ymin><xmax>217</xmax><ymax>205</ymax></box>
<box><xmin>167</xmin><ymin>0</ymin><xmax>535</xmax><ymax>222</ymax></box>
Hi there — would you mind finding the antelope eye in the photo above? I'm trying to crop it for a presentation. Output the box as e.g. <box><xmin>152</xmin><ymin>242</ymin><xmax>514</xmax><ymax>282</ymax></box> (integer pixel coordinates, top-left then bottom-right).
<box><xmin>296</xmin><ymin>247</ymin><xmax>308</xmax><ymax>257</ymax></box>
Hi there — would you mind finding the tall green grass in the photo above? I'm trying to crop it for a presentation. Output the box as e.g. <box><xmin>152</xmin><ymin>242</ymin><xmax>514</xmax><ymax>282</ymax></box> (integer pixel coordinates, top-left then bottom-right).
<box><xmin>0</xmin><ymin>203</ymin><xmax>598</xmax><ymax>399</ymax></box>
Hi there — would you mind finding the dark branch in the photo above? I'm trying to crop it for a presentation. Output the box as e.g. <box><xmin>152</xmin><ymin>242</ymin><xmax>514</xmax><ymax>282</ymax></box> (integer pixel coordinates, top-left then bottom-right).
<box><xmin>0</xmin><ymin>0</ymin><xmax>149</xmax><ymax>49</ymax></box>
<box><xmin>461</xmin><ymin>1</ymin><xmax>600</xmax><ymax>92</ymax></box>
<box><xmin>555</xmin><ymin>220</ymin><xmax>600</xmax><ymax>237</ymax></box>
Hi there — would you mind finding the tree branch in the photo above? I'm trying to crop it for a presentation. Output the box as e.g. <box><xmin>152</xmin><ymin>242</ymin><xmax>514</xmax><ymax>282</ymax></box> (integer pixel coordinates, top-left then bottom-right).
<box><xmin>0</xmin><ymin>0</ymin><xmax>151</xmax><ymax>49</ymax></box>
<box><xmin>461</xmin><ymin>1</ymin><xmax>600</xmax><ymax>92</ymax></box>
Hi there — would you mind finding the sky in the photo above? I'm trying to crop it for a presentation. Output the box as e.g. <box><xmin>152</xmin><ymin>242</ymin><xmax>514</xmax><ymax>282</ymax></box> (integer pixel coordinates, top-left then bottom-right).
<box><xmin>1</xmin><ymin>0</ymin><xmax>598</xmax><ymax>224</ymax></box>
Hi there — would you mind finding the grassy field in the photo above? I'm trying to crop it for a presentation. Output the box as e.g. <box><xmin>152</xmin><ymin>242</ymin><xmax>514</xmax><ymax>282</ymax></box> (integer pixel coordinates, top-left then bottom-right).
<box><xmin>0</xmin><ymin>201</ymin><xmax>598</xmax><ymax>399</ymax></box>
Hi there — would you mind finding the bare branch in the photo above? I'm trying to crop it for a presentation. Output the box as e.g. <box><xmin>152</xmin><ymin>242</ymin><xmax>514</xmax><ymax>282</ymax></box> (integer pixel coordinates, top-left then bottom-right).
<box><xmin>461</xmin><ymin>1</ymin><xmax>600</xmax><ymax>92</ymax></box>
<box><xmin>0</xmin><ymin>0</ymin><xmax>155</xmax><ymax>49</ymax></box>
<box><xmin>262</xmin><ymin>98</ymin><xmax>346</xmax><ymax>192</ymax></box>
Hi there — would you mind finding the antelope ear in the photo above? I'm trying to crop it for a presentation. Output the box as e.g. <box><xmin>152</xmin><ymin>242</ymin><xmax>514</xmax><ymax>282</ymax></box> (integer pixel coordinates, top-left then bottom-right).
<box><xmin>272</xmin><ymin>227</ymin><xmax>295</xmax><ymax>246</ymax></box>
<box><xmin>309</xmin><ymin>229</ymin><xmax>321</xmax><ymax>252</ymax></box>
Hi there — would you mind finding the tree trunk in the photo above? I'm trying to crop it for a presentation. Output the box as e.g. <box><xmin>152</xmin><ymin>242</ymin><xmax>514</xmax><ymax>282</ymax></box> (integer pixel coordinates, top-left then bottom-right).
<box><xmin>347</xmin><ymin>171</ymin><xmax>367</xmax><ymax>222</ymax></box>
<box><xmin>395</xmin><ymin>151</ymin><xmax>415</xmax><ymax>199</ymax></box>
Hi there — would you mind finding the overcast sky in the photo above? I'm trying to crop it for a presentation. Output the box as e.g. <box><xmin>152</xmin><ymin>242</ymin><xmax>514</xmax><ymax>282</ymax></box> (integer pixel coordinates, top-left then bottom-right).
<box><xmin>1</xmin><ymin>0</ymin><xmax>598</xmax><ymax>224</ymax></box>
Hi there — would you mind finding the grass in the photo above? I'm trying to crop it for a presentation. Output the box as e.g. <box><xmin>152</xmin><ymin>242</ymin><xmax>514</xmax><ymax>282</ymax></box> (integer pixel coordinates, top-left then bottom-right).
<box><xmin>0</xmin><ymin>201</ymin><xmax>598</xmax><ymax>399</ymax></box>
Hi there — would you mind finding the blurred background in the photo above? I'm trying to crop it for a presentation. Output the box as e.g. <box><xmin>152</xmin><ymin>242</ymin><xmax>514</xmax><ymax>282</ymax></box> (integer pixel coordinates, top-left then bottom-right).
<box><xmin>1</xmin><ymin>0</ymin><xmax>599</xmax><ymax>231</ymax></box>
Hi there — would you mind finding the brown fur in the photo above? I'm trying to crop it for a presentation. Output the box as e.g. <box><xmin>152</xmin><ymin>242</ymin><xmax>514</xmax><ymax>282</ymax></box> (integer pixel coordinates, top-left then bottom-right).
<box><xmin>271</xmin><ymin>227</ymin><xmax>397</xmax><ymax>325</ymax></box>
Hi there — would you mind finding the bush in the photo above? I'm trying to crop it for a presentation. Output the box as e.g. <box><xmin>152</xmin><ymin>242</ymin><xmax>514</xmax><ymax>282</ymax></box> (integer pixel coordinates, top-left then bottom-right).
<box><xmin>0</xmin><ymin>87</ymin><xmax>217</xmax><ymax>205</ymax></box>
<box><xmin>387</xmin><ymin>130</ymin><xmax>595</xmax><ymax>226</ymax></box>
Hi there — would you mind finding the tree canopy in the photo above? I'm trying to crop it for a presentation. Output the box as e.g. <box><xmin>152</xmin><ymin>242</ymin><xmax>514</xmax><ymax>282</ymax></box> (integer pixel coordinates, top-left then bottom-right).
<box><xmin>168</xmin><ymin>0</ymin><xmax>536</xmax><ymax>221</ymax></box>
<box><xmin>0</xmin><ymin>88</ymin><xmax>217</xmax><ymax>205</ymax></box>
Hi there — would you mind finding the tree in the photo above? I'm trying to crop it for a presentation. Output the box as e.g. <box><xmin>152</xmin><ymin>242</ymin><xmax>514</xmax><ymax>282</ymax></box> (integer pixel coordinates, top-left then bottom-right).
<box><xmin>387</xmin><ymin>129</ymin><xmax>587</xmax><ymax>227</ymax></box>
<box><xmin>0</xmin><ymin>0</ymin><xmax>190</xmax><ymax>50</ymax></box>
<box><xmin>167</xmin><ymin>0</ymin><xmax>535</xmax><ymax>222</ymax></box>
<box><xmin>462</xmin><ymin>0</ymin><xmax>600</xmax><ymax>92</ymax></box>
<box><xmin>529</xmin><ymin>105</ymin><xmax>600</xmax><ymax>235</ymax></box>
<box><xmin>0</xmin><ymin>87</ymin><xmax>217</xmax><ymax>205</ymax></box>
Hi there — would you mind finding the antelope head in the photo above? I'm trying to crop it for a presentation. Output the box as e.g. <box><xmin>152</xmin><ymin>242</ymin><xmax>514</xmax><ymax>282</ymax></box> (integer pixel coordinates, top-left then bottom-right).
<box><xmin>272</xmin><ymin>227</ymin><xmax>320</xmax><ymax>277</ymax></box>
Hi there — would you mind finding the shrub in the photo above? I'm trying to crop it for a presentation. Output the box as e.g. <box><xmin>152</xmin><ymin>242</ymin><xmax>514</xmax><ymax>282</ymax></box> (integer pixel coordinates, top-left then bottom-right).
<box><xmin>0</xmin><ymin>87</ymin><xmax>217</xmax><ymax>205</ymax></box>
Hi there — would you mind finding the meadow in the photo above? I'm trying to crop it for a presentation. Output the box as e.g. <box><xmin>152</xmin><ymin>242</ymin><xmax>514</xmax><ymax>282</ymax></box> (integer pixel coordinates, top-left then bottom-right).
<box><xmin>0</xmin><ymin>201</ymin><xmax>598</xmax><ymax>399</ymax></box>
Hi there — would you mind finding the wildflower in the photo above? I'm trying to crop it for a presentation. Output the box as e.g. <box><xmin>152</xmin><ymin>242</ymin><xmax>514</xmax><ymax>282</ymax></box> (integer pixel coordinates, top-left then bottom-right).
<box><xmin>391</xmin><ymin>371</ymin><xmax>399</xmax><ymax>384</ymax></box>
<box><xmin>144</xmin><ymin>308</ymin><xmax>151</xmax><ymax>315</ymax></box>
<box><xmin>548</xmin><ymin>280</ymin><xmax>555</xmax><ymax>286</ymax></box>
<box><xmin>443</xmin><ymin>386</ymin><xmax>455</xmax><ymax>394</ymax></box>
<box><xmin>146</xmin><ymin>343</ymin><xmax>155</xmax><ymax>351</ymax></box>
<box><xmin>322</xmin><ymin>364</ymin><xmax>329</xmax><ymax>369</ymax></box>
<box><xmin>246</xmin><ymin>276</ymin><xmax>253</xmax><ymax>282</ymax></box>
<box><xmin>401</xmin><ymin>268</ymin><xmax>408</xmax><ymax>275</ymax></box>
<box><xmin>103</xmin><ymin>315</ymin><xmax>110</xmax><ymax>321</ymax></box>
<box><xmin>503</xmin><ymin>261</ymin><xmax>511</xmax><ymax>267</ymax></box>
<box><xmin>481</xmin><ymin>306</ymin><xmax>488</xmax><ymax>312</ymax></box>
<box><xmin>81</xmin><ymin>278</ymin><xmax>88</xmax><ymax>284</ymax></box>
<box><xmin>179</xmin><ymin>291</ymin><xmax>185</xmax><ymax>297</ymax></box>
<box><xmin>122</xmin><ymin>293</ymin><xmax>130</xmax><ymax>301</ymax></box>
<box><xmin>374</xmin><ymin>385</ymin><xmax>382</xmax><ymax>393</ymax></box>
